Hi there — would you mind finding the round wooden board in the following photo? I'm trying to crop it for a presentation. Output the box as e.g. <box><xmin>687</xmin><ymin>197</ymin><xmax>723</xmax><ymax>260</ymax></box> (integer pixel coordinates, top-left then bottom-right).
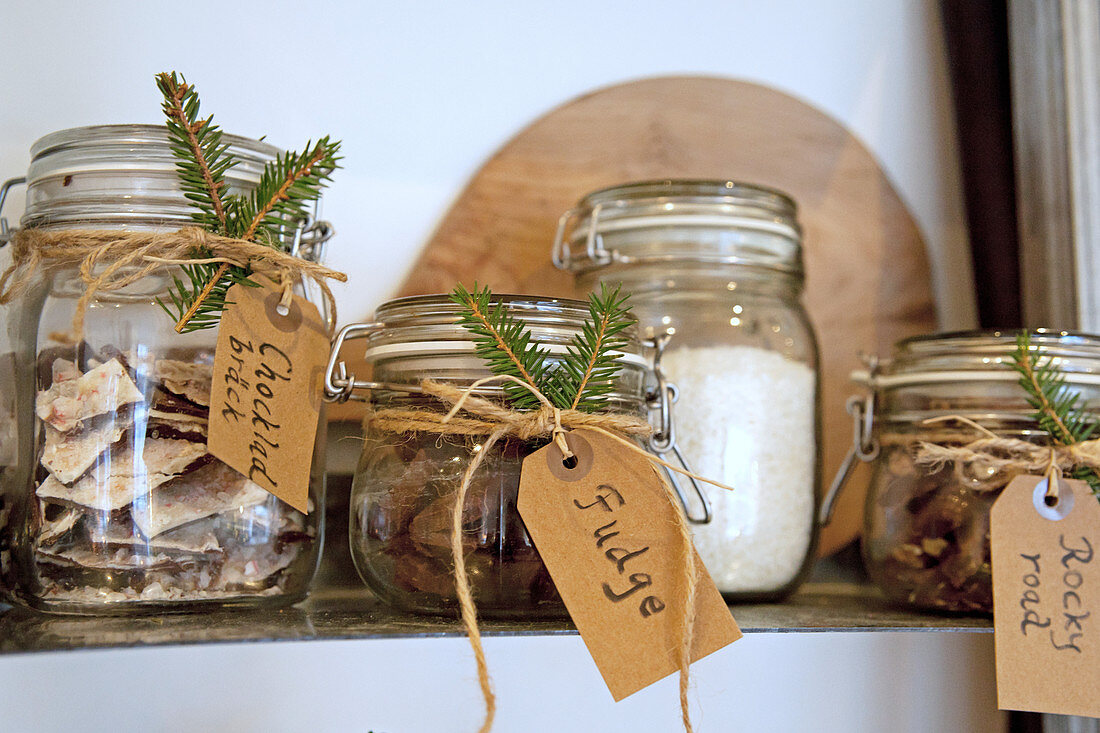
<box><xmin>375</xmin><ymin>76</ymin><xmax>936</xmax><ymax>555</ymax></box>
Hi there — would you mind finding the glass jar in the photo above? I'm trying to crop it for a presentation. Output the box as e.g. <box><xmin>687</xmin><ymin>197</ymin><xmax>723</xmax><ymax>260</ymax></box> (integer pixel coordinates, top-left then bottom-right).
<box><xmin>325</xmin><ymin>294</ymin><xmax>652</xmax><ymax>617</ymax></box>
<box><xmin>850</xmin><ymin>330</ymin><xmax>1100</xmax><ymax>613</ymax></box>
<box><xmin>554</xmin><ymin>180</ymin><xmax>820</xmax><ymax>601</ymax></box>
<box><xmin>0</xmin><ymin>125</ymin><xmax>330</xmax><ymax>613</ymax></box>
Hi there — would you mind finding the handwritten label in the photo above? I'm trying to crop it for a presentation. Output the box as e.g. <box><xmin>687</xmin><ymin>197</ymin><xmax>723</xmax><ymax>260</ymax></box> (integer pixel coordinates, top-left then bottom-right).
<box><xmin>208</xmin><ymin>279</ymin><xmax>328</xmax><ymax>513</ymax></box>
<box><xmin>517</xmin><ymin>428</ymin><xmax>741</xmax><ymax>701</ymax></box>
<box><xmin>991</xmin><ymin>475</ymin><xmax>1100</xmax><ymax>717</ymax></box>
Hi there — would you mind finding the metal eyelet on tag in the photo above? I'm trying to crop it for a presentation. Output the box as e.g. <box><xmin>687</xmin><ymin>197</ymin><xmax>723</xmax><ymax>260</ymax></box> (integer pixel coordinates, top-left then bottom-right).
<box><xmin>1032</xmin><ymin>476</ymin><xmax>1075</xmax><ymax>520</ymax></box>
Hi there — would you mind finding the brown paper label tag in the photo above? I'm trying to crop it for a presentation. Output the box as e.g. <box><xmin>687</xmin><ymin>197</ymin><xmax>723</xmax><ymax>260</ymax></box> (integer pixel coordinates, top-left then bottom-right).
<box><xmin>517</xmin><ymin>427</ymin><xmax>742</xmax><ymax>701</ymax></box>
<box><xmin>991</xmin><ymin>474</ymin><xmax>1100</xmax><ymax>717</ymax></box>
<box><xmin>207</xmin><ymin>279</ymin><xmax>329</xmax><ymax>513</ymax></box>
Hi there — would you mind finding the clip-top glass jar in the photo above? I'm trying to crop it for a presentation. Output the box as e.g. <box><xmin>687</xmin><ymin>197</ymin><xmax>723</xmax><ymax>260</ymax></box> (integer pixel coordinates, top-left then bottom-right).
<box><xmin>324</xmin><ymin>294</ymin><xmax>656</xmax><ymax>618</ymax></box>
<box><xmin>0</xmin><ymin>125</ymin><xmax>330</xmax><ymax>613</ymax></box>
<box><xmin>554</xmin><ymin>180</ymin><xmax>820</xmax><ymax>601</ymax></box>
<box><xmin>849</xmin><ymin>330</ymin><xmax>1100</xmax><ymax>613</ymax></box>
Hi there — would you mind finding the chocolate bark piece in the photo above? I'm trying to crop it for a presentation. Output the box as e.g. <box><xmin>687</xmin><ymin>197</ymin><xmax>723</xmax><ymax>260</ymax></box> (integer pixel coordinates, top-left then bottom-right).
<box><xmin>50</xmin><ymin>359</ymin><xmax>81</xmax><ymax>386</ymax></box>
<box><xmin>38</xmin><ymin>507</ymin><xmax>82</xmax><ymax>546</ymax></box>
<box><xmin>213</xmin><ymin>500</ymin><xmax>295</xmax><ymax>546</ymax></box>
<box><xmin>90</xmin><ymin>517</ymin><xmax>222</xmax><ymax>554</ymax></box>
<box><xmin>218</xmin><ymin>541</ymin><xmax>299</xmax><ymax>587</ymax></box>
<box><xmin>35</xmin><ymin>342</ymin><xmax>93</xmax><ymax>388</ymax></box>
<box><xmin>35</xmin><ymin>359</ymin><xmax>144</xmax><ymax>432</ymax></box>
<box><xmin>131</xmin><ymin>461</ymin><xmax>269</xmax><ymax>538</ymax></box>
<box><xmin>35</xmin><ymin>545</ymin><xmax>204</xmax><ymax>572</ymax></box>
<box><xmin>146</xmin><ymin>414</ymin><xmax>208</xmax><ymax>443</ymax></box>
<box><xmin>40</xmin><ymin>422</ymin><xmax>125</xmax><ymax>484</ymax></box>
<box><xmin>36</xmin><ymin>438</ymin><xmax>208</xmax><ymax>512</ymax></box>
<box><xmin>154</xmin><ymin>360</ymin><xmax>212</xmax><ymax>407</ymax></box>
<box><xmin>150</xmin><ymin>388</ymin><xmax>208</xmax><ymax>420</ymax></box>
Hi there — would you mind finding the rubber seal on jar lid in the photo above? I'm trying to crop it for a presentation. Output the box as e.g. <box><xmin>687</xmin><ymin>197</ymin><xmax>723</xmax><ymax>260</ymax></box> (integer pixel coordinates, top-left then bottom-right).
<box><xmin>361</xmin><ymin>340</ymin><xmax>648</xmax><ymax>368</ymax></box>
<box><xmin>851</xmin><ymin>369</ymin><xmax>1100</xmax><ymax>389</ymax></box>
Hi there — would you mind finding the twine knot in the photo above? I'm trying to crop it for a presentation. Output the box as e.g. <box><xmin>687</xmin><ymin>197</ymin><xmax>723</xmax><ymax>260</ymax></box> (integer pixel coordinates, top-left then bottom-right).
<box><xmin>911</xmin><ymin>415</ymin><xmax>1100</xmax><ymax>499</ymax></box>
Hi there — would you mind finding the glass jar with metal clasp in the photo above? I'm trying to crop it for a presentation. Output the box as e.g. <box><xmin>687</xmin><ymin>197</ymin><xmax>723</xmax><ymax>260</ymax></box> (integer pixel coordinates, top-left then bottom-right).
<box><xmin>834</xmin><ymin>330</ymin><xmax>1100</xmax><ymax>613</ymax></box>
<box><xmin>553</xmin><ymin>179</ymin><xmax>822</xmax><ymax>601</ymax></box>
<box><xmin>0</xmin><ymin>125</ymin><xmax>334</xmax><ymax>613</ymax></box>
<box><xmin>322</xmin><ymin>293</ymin><xmax>706</xmax><ymax>618</ymax></box>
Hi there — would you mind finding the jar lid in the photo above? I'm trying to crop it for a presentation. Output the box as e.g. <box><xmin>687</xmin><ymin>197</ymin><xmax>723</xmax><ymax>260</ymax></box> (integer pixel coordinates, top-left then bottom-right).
<box><xmin>360</xmin><ymin>294</ymin><xmax>648</xmax><ymax>404</ymax></box>
<box><xmin>552</xmin><ymin>179</ymin><xmax>803</xmax><ymax>275</ymax></box>
<box><xmin>858</xmin><ymin>329</ymin><xmax>1100</xmax><ymax>389</ymax></box>
<box><xmin>21</xmin><ymin>124</ymin><xmax>280</xmax><ymax>229</ymax></box>
<box><xmin>365</xmin><ymin>293</ymin><xmax>647</xmax><ymax>365</ymax></box>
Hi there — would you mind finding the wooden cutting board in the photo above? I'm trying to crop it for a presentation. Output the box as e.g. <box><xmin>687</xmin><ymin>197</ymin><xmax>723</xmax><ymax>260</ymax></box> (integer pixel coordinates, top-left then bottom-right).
<box><xmin>344</xmin><ymin>76</ymin><xmax>936</xmax><ymax>555</ymax></box>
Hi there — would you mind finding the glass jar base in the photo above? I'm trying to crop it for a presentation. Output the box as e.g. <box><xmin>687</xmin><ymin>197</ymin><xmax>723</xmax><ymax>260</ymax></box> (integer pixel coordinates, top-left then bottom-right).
<box><xmin>10</xmin><ymin>588</ymin><xmax>310</xmax><ymax>616</ymax></box>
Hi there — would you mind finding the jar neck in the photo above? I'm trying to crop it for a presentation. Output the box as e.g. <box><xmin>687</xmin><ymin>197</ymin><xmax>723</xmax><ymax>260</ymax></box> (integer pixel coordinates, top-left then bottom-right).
<box><xmin>578</xmin><ymin>261</ymin><xmax>804</xmax><ymax>301</ymax></box>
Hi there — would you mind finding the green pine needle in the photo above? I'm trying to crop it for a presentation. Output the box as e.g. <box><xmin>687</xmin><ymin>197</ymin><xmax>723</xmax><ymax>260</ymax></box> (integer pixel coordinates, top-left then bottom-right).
<box><xmin>449</xmin><ymin>283</ymin><xmax>635</xmax><ymax>413</ymax></box>
<box><xmin>450</xmin><ymin>283</ymin><xmax>556</xmax><ymax>410</ymax></box>
<box><xmin>155</xmin><ymin>72</ymin><xmax>232</xmax><ymax>234</ymax></box>
<box><xmin>552</xmin><ymin>283</ymin><xmax>634</xmax><ymax>411</ymax></box>
<box><xmin>1011</xmin><ymin>331</ymin><xmax>1100</xmax><ymax>495</ymax></box>
<box><xmin>156</xmin><ymin>263</ymin><xmax>259</xmax><ymax>334</ymax></box>
<box><xmin>235</xmin><ymin>137</ymin><xmax>342</xmax><ymax>242</ymax></box>
<box><xmin>152</xmin><ymin>71</ymin><xmax>341</xmax><ymax>331</ymax></box>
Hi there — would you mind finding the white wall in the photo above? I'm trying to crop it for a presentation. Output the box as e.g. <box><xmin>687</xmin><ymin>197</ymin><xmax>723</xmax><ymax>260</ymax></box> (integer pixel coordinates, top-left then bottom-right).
<box><xmin>0</xmin><ymin>0</ymin><xmax>975</xmax><ymax>329</ymax></box>
<box><xmin>0</xmin><ymin>2</ymin><xmax>992</xmax><ymax>731</ymax></box>
<box><xmin>0</xmin><ymin>633</ymin><xmax>999</xmax><ymax>733</ymax></box>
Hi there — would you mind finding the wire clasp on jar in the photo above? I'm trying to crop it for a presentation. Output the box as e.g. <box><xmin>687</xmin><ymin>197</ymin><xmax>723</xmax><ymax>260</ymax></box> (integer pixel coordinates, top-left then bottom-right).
<box><xmin>323</xmin><ymin>322</ymin><xmax>388</xmax><ymax>401</ymax></box>
<box><xmin>645</xmin><ymin>333</ymin><xmax>713</xmax><ymax>525</ymax></box>
<box><xmin>0</xmin><ymin>177</ymin><xmax>26</xmax><ymax>247</ymax></box>
<box><xmin>821</xmin><ymin>354</ymin><xmax>882</xmax><ymax>524</ymax></box>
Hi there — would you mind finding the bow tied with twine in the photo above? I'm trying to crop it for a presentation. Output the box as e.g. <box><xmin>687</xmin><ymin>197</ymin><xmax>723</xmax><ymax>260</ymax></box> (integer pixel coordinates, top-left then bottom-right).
<box><xmin>0</xmin><ymin>227</ymin><xmax>347</xmax><ymax>334</ymax></box>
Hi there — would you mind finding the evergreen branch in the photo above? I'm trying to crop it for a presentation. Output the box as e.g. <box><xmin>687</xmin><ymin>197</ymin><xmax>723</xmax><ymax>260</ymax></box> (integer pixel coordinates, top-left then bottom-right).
<box><xmin>154</xmin><ymin>71</ymin><xmax>341</xmax><ymax>332</ymax></box>
<box><xmin>156</xmin><ymin>263</ymin><xmax>258</xmax><ymax>334</ymax></box>
<box><xmin>239</xmin><ymin>138</ymin><xmax>342</xmax><ymax>241</ymax></box>
<box><xmin>1012</xmin><ymin>332</ymin><xmax>1084</xmax><ymax>443</ymax></box>
<box><xmin>170</xmin><ymin>262</ymin><xmax>230</xmax><ymax>333</ymax></box>
<box><xmin>563</xmin><ymin>283</ymin><xmax>633</xmax><ymax>410</ymax></box>
<box><xmin>450</xmin><ymin>283</ymin><xmax>635</xmax><ymax>413</ymax></box>
<box><xmin>1011</xmin><ymin>331</ymin><xmax>1100</xmax><ymax>493</ymax></box>
<box><xmin>450</xmin><ymin>283</ymin><xmax>554</xmax><ymax>411</ymax></box>
<box><xmin>155</xmin><ymin>72</ymin><xmax>230</xmax><ymax>232</ymax></box>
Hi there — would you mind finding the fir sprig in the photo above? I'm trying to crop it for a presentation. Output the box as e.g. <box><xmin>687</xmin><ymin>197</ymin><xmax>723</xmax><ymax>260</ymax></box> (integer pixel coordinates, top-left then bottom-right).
<box><xmin>239</xmin><ymin>138</ymin><xmax>340</xmax><ymax>241</ymax></box>
<box><xmin>158</xmin><ymin>262</ymin><xmax>258</xmax><ymax>333</ymax></box>
<box><xmin>156</xmin><ymin>72</ymin><xmax>231</xmax><ymax>234</ymax></box>
<box><xmin>450</xmin><ymin>283</ymin><xmax>557</xmax><ymax>410</ymax></box>
<box><xmin>449</xmin><ymin>283</ymin><xmax>635</xmax><ymax>413</ymax></box>
<box><xmin>153</xmin><ymin>71</ymin><xmax>341</xmax><ymax>332</ymax></box>
<box><xmin>1011</xmin><ymin>331</ymin><xmax>1100</xmax><ymax>493</ymax></box>
<box><xmin>553</xmin><ymin>283</ymin><xmax>634</xmax><ymax>411</ymax></box>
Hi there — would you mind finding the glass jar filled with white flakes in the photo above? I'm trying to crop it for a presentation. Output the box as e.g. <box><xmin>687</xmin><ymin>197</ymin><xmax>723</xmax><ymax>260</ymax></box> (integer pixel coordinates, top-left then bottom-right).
<box><xmin>554</xmin><ymin>180</ymin><xmax>820</xmax><ymax>601</ymax></box>
<box><xmin>0</xmin><ymin>126</ymin><xmax>332</xmax><ymax>613</ymax></box>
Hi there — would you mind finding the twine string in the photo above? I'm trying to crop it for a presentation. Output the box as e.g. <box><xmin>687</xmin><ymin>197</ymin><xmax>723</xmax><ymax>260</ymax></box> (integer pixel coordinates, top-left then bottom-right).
<box><xmin>911</xmin><ymin>416</ymin><xmax>1100</xmax><ymax>495</ymax></box>
<box><xmin>373</xmin><ymin>375</ymin><xmax>730</xmax><ymax>733</ymax></box>
<box><xmin>442</xmin><ymin>375</ymin><xmax>575</xmax><ymax>460</ymax></box>
<box><xmin>0</xmin><ymin>227</ymin><xmax>347</xmax><ymax>333</ymax></box>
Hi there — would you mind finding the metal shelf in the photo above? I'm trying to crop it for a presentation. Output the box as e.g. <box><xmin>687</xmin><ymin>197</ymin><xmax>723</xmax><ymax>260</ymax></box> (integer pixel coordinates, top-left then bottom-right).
<box><xmin>0</xmin><ymin>581</ymin><xmax>990</xmax><ymax>656</ymax></box>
